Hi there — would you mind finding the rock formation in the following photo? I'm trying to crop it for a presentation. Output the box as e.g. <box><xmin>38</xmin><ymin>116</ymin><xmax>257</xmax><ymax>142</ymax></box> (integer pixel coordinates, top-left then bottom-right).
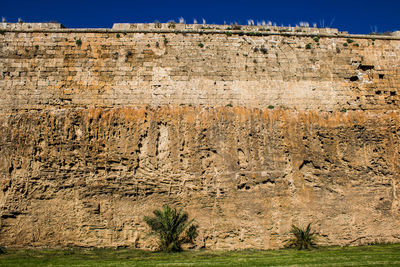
<box><xmin>0</xmin><ymin>22</ymin><xmax>399</xmax><ymax>249</ymax></box>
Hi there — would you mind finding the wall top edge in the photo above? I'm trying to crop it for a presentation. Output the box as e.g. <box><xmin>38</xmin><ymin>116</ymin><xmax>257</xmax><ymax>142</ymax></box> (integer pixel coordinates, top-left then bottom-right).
<box><xmin>1</xmin><ymin>22</ymin><xmax>400</xmax><ymax>40</ymax></box>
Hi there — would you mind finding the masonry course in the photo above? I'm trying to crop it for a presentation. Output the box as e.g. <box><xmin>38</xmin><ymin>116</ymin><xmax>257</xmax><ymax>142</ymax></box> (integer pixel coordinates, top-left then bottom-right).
<box><xmin>0</xmin><ymin>23</ymin><xmax>399</xmax><ymax>249</ymax></box>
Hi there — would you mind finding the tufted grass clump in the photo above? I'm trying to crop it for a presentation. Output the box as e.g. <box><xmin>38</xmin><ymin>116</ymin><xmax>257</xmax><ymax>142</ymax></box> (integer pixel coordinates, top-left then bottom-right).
<box><xmin>168</xmin><ymin>21</ymin><xmax>176</xmax><ymax>29</ymax></box>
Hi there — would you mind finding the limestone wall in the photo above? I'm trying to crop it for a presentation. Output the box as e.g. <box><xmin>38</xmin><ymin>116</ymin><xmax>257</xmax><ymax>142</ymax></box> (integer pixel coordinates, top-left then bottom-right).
<box><xmin>1</xmin><ymin>23</ymin><xmax>399</xmax><ymax>112</ymax></box>
<box><xmin>0</xmin><ymin>23</ymin><xmax>399</xmax><ymax>249</ymax></box>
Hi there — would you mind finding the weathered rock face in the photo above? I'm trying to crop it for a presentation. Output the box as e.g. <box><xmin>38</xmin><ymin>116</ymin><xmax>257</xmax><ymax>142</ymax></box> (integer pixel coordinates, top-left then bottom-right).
<box><xmin>0</xmin><ymin>107</ymin><xmax>399</xmax><ymax>249</ymax></box>
<box><xmin>0</xmin><ymin>23</ymin><xmax>399</xmax><ymax>249</ymax></box>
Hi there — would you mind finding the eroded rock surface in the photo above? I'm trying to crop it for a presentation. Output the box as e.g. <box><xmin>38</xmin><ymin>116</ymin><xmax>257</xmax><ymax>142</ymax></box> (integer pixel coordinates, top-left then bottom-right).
<box><xmin>0</xmin><ymin>107</ymin><xmax>399</xmax><ymax>249</ymax></box>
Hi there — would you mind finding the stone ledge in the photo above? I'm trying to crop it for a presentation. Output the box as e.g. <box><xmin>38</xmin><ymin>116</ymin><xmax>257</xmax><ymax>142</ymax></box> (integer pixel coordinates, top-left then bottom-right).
<box><xmin>0</xmin><ymin>22</ymin><xmax>399</xmax><ymax>40</ymax></box>
<box><xmin>0</xmin><ymin>22</ymin><xmax>64</xmax><ymax>30</ymax></box>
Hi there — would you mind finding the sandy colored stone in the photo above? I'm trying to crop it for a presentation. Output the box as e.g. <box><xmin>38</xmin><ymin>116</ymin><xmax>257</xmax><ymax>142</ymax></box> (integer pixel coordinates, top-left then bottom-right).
<box><xmin>0</xmin><ymin>26</ymin><xmax>399</xmax><ymax>113</ymax></box>
<box><xmin>0</xmin><ymin>107</ymin><xmax>399</xmax><ymax>249</ymax></box>
<box><xmin>0</xmin><ymin>23</ymin><xmax>399</xmax><ymax>250</ymax></box>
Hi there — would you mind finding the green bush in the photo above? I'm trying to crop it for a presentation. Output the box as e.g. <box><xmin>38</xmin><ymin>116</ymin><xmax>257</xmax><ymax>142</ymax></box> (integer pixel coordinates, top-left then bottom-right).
<box><xmin>285</xmin><ymin>223</ymin><xmax>317</xmax><ymax>250</ymax></box>
<box><xmin>305</xmin><ymin>43</ymin><xmax>312</xmax><ymax>49</ymax></box>
<box><xmin>198</xmin><ymin>43</ymin><xmax>204</xmax><ymax>48</ymax></box>
<box><xmin>144</xmin><ymin>205</ymin><xmax>198</xmax><ymax>252</ymax></box>
<box><xmin>75</xmin><ymin>38</ymin><xmax>82</xmax><ymax>46</ymax></box>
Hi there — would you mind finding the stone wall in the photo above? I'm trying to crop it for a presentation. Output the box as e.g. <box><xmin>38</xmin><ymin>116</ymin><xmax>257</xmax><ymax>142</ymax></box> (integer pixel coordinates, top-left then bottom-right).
<box><xmin>0</xmin><ymin>23</ymin><xmax>399</xmax><ymax>249</ymax></box>
<box><xmin>1</xmin><ymin>23</ymin><xmax>399</xmax><ymax>113</ymax></box>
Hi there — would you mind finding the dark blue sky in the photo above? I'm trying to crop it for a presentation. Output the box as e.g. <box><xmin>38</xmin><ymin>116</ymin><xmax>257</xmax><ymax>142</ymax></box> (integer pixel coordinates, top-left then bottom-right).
<box><xmin>2</xmin><ymin>0</ymin><xmax>399</xmax><ymax>34</ymax></box>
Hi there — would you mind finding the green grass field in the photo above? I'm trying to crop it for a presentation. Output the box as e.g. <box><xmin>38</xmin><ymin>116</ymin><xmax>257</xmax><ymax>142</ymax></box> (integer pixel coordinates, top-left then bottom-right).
<box><xmin>0</xmin><ymin>244</ymin><xmax>399</xmax><ymax>266</ymax></box>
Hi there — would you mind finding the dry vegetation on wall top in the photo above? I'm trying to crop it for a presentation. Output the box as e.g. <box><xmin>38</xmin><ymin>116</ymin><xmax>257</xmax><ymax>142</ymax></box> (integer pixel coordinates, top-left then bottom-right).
<box><xmin>0</xmin><ymin>22</ymin><xmax>399</xmax><ymax>250</ymax></box>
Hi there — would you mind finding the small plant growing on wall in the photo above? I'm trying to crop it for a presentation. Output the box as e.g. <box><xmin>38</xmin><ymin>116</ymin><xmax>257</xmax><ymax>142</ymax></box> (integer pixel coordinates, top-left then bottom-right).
<box><xmin>154</xmin><ymin>20</ymin><xmax>162</xmax><ymax>28</ymax></box>
<box><xmin>168</xmin><ymin>21</ymin><xmax>176</xmax><ymax>29</ymax></box>
<box><xmin>347</xmin><ymin>38</ymin><xmax>354</xmax><ymax>43</ymax></box>
<box><xmin>144</xmin><ymin>205</ymin><xmax>198</xmax><ymax>252</ymax></box>
<box><xmin>260</xmin><ymin>47</ymin><xmax>268</xmax><ymax>54</ymax></box>
<box><xmin>75</xmin><ymin>38</ymin><xmax>82</xmax><ymax>46</ymax></box>
<box><xmin>198</xmin><ymin>43</ymin><xmax>204</xmax><ymax>48</ymax></box>
<box><xmin>116</xmin><ymin>33</ymin><xmax>120</xmax><ymax>38</ymax></box>
<box><xmin>343</xmin><ymin>43</ymin><xmax>348</xmax><ymax>47</ymax></box>
<box><xmin>305</xmin><ymin>43</ymin><xmax>312</xmax><ymax>49</ymax></box>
